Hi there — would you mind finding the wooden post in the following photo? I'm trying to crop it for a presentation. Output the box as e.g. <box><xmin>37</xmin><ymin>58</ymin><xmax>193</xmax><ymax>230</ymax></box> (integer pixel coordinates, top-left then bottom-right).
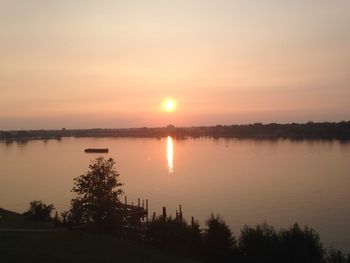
<box><xmin>54</xmin><ymin>211</ymin><xmax>58</xmax><ymax>227</ymax></box>
<box><xmin>146</xmin><ymin>199</ymin><xmax>149</xmax><ymax>223</ymax></box>
<box><xmin>179</xmin><ymin>204</ymin><xmax>182</xmax><ymax>223</ymax></box>
<box><xmin>124</xmin><ymin>196</ymin><xmax>127</xmax><ymax>212</ymax></box>
<box><xmin>162</xmin><ymin>207</ymin><xmax>167</xmax><ymax>222</ymax></box>
<box><xmin>152</xmin><ymin>211</ymin><xmax>156</xmax><ymax>221</ymax></box>
<box><xmin>141</xmin><ymin>200</ymin><xmax>145</xmax><ymax>222</ymax></box>
<box><xmin>191</xmin><ymin>217</ymin><xmax>194</xmax><ymax>228</ymax></box>
<box><xmin>138</xmin><ymin>198</ymin><xmax>140</xmax><ymax>207</ymax></box>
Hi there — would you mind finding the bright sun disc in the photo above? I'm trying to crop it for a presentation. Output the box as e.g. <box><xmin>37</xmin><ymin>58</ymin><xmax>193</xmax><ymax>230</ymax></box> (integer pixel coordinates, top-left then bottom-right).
<box><xmin>162</xmin><ymin>98</ymin><xmax>176</xmax><ymax>112</ymax></box>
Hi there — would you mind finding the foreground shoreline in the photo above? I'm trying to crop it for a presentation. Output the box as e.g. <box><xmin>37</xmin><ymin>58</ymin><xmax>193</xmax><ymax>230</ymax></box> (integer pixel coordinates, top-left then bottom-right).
<box><xmin>0</xmin><ymin>207</ymin><xmax>197</xmax><ymax>263</ymax></box>
<box><xmin>1</xmin><ymin>206</ymin><xmax>349</xmax><ymax>262</ymax></box>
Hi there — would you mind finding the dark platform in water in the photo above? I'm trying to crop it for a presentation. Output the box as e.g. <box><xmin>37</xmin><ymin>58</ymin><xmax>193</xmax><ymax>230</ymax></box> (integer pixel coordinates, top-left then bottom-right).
<box><xmin>84</xmin><ymin>148</ymin><xmax>109</xmax><ymax>153</ymax></box>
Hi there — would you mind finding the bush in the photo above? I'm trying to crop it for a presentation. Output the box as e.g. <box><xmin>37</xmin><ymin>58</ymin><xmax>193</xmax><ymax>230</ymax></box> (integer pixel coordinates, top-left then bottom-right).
<box><xmin>146</xmin><ymin>215</ymin><xmax>202</xmax><ymax>256</ymax></box>
<box><xmin>278</xmin><ymin>223</ymin><xmax>324</xmax><ymax>263</ymax></box>
<box><xmin>146</xmin><ymin>215</ymin><xmax>342</xmax><ymax>263</ymax></box>
<box><xmin>324</xmin><ymin>247</ymin><xmax>350</xmax><ymax>263</ymax></box>
<box><xmin>238</xmin><ymin>223</ymin><xmax>279</xmax><ymax>262</ymax></box>
<box><xmin>203</xmin><ymin>214</ymin><xmax>236</xmax><ymax>261</ymax></box>
<box><xmin>23</xmin><ymin>200</ymin><xmax>54</xmax><ymax>221</ymax></box>
<box><xmin>236</xmin><ymin>223</ymin><xmax>326</xmax><ymax>263</ymax></box>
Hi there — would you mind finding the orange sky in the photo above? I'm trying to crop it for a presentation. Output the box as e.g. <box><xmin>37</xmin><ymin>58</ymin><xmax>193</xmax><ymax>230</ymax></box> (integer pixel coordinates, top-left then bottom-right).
<box><xmin>1</xmin><ymin>1</ymin><xmax>349</xmax><ymax>129</ymax></box>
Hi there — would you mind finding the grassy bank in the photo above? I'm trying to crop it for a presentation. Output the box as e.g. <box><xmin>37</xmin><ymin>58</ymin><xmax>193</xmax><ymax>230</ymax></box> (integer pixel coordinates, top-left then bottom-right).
<box><xmin>0</xmin><ymin>208</ymin><xmax>198</xmax><ymax>263</ymax></box>
<box><xmin>0</xmin><ymin>231</ymin><xmax>197</xmax><ymax>263</ymax></box>
<box><xmin>0</xmin><ymin>208</ymin><xmax>54</xmax><ymax>229</ymax></box>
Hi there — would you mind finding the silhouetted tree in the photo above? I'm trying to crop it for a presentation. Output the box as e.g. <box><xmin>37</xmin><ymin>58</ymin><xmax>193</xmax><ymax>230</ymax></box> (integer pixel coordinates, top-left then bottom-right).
<box><xmin>146</xmin><ymin>215</ymin><xmax>202</xmax><ymax>257</ymax></box>
<box><xmin>238</xmin><ymin>223</ymin><xmax>279</xmax><ymax>262</ymax></box>
<box><xmin>23</xmin><ymin>200</ymin><xmax>54</xmax><ymax>221</ymax></box>
<box><xmin>236</xmin><ymin>223</ymin><xmax>326</xmax><ymax>263</ymax></box>
<box><xmin>279</xmin><ymin>223</ymin><xmax>324</xmax><ymax>263</ymax></box>
<box><xmin>68</xmin><ymin>198</ymin><xmax>84</xmax><ymax>225</ymax></box>
<box><xmin>325</xmin><ymin>247</ymin><xmax>350</xmax><ymax>263</ymax></box>
<box><xmin>60</xmin><ymin>211</ymin><xmax>69</xmax><ymax>225</ymax></box>
<box><xmin>203</xmin><ymin>214</ymin><xmax>235</xmax><ymax>261</ymax></box>
<box><xmin>70</xmin><ymin>156</ymin><xmax>123</xmax><ymax>231</ymax></box>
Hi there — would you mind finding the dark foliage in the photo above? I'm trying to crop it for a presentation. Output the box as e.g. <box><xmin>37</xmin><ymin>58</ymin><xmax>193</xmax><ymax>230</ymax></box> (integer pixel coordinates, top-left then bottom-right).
<box><xmin>324</xmin><ymin>247</ymin><xmax>350</xmax><ymax>263</ymax></box>
<box><xmin>69</xmin><ymin>156</ymin><xmax>124</xmax><ymax>232</ymax></box>
<box><xmin>1</xmin><ymin>121</ymin><xmax>350</xmax><ymax>141</ymax></box>
<box><xmin>67</xmin><ymin>198</ymin><xmax>84</xmax><ymax>226</ymax></box>
<box><xmin>23</xmin><ymin>200</ymin><xmax>54</xmax><ymax>221</ymax></box>
<box><xmin>146</xmin><ymin>215</ymin><xmax>202</xmax><ymax>256</ymax></box>
<box><xmin>238</xmin><ymin>223</ymin><xmax>279</xmax><ymax>262</ymax></box>
<box><xmin>278</xmin><ymin>223</ymin><xmax>324</xmax><ymax>263</ymax></box>
<box><xmin>203</xmin><ymin>214</ymin><xmax>236</xmax><ymax>261</ymax></box>
<box><xmin>146</xmin><ymin>214</ymin><xmax>350</xmax><ymax>263</ymax></box>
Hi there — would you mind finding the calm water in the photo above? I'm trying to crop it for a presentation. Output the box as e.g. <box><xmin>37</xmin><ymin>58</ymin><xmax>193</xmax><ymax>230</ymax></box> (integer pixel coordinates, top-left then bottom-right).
<box><xmin>1</xmin><ymin>137</ymin><xmax>350</xmax><ymax>251</ymax></box>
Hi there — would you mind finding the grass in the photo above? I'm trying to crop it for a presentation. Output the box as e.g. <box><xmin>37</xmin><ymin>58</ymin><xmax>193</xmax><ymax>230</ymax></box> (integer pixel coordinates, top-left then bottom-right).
<box><xmin>0</xmin><ymin>231</ymin><xmax>198</xmax><ymax>263</ymax></box>
<box><xmin>0</xmin><ymin>208</ymin><xmax>198</xmax><ymax>263</ymax></box>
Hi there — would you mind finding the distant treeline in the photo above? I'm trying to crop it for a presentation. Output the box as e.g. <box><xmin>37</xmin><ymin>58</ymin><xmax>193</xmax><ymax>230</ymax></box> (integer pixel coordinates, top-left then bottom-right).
<box><xmin>1</xmin><ymin>121</ymin><xmax>350</xmax><ymax>141</ymax></box>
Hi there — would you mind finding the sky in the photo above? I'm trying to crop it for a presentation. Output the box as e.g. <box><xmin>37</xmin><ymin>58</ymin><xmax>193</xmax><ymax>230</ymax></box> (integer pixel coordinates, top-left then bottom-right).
<box><xmin>1</xmin><ymin>0</ymin><xmax>349</xmax><ymax>130</ymax></box>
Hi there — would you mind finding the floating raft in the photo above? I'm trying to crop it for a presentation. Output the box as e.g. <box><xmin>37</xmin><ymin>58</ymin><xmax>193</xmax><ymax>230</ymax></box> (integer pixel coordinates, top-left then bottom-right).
<box><xmin>84</xmin><ymin>148</ymin><xmax>109</xmax><ymax>153</ymax></box>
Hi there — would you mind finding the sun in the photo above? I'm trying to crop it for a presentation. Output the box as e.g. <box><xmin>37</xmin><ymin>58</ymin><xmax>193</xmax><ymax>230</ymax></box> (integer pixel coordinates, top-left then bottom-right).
<box><xmin>162</xmin><ymin>98</ymin><xmax>177</xmax><ymax>112</ymax></box>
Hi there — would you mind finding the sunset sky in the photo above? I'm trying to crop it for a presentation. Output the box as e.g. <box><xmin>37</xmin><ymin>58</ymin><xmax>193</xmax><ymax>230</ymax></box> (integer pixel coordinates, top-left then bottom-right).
<box><xmin>1</xmin><ymin>0</ymin><xmax>349</xmax><ymax>130</ymax></box>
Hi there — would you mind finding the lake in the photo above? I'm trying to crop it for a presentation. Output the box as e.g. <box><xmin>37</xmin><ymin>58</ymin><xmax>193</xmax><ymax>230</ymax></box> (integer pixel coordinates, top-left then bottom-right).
<box><xmin>0</xmin><ymin>137</ymin><xmax>349</xmax><ymax>251</ymax></box>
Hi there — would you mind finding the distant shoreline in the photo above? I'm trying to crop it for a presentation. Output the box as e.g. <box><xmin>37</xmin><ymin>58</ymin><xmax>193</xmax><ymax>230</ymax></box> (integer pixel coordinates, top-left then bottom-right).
<box><xmin>1</xmin><ymin>121</ymin><xmax>350</xmax><ymax>141</ymax></box>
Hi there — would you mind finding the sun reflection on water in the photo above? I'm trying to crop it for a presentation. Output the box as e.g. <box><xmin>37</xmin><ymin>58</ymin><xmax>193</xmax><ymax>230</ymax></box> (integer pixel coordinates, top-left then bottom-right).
<box><xmin>166</xmin><ymin>136</ymin><xmax>174</xmax><ymax>173</ymax></box>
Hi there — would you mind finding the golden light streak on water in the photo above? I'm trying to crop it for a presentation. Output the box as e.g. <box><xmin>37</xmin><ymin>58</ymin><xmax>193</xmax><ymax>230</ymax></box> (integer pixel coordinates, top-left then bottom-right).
<box><xmin>166</xmin><ymin>136</ymin><xmax>174</xmax><ymax>173</ymax></box>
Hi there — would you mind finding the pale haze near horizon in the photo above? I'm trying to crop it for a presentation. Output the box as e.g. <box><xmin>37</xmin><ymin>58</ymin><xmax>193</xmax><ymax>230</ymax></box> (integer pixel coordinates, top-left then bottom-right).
<box><xmin>0</xmin><ymin>0</ymin><xmax>349</xmax><ymax>130</ymax></box>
